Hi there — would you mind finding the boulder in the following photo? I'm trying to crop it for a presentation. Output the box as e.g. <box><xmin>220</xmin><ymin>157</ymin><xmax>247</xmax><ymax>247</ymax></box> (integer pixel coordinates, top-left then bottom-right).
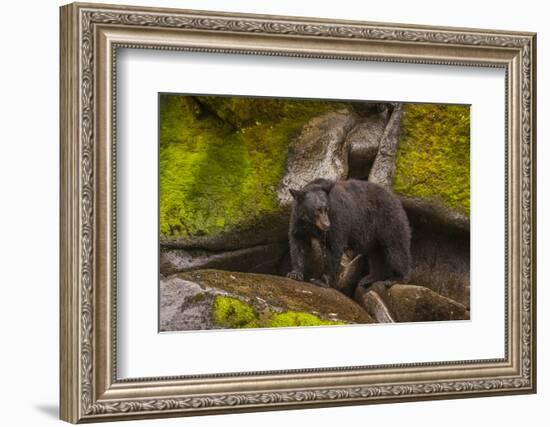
<box><xmin>161</xmin><ymin>276</ymin><xmax>220</xmax><ymax>331</ymax></box>
<box><xmin>160</xmin><ymin>269</ymin><xmax>374</xmax><ymax>332</ymax></box>
<box><xmin>356</xmin><ymin>283</ymin><xmax>470</xmax><ymax>323</ymax></box>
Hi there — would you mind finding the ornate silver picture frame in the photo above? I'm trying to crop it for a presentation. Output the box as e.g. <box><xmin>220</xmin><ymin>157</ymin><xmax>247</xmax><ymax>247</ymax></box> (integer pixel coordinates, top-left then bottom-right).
<box><xmin>60</xmin><ymin>2</ymin><xmax>536</xmax><ymax>423</ymax></box>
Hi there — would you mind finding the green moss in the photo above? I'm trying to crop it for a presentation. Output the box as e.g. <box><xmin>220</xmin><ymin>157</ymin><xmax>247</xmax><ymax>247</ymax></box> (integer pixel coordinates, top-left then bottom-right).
<box><xmin>393</xmin><ymin>104</ymin><xmax>470</xmax><ymax>214</ymax></box>
<box><xmin>159</xmin><ymin>95</ymin><xmax>346</xmax><ymax>239</ymax></box>
<box><xmin>212</xmin><ymin>296</ymin><xmax>259</xmax><ymax>329</ymax></box>
<box><xmin>211</xmin><ymin>296</ymin><xmax>346</xmax><ymax>329</ymax></box>
<box><xmin>268</xmin><ymin>311</ymin><xmax>345</xmax><ymax>327</ymax></box>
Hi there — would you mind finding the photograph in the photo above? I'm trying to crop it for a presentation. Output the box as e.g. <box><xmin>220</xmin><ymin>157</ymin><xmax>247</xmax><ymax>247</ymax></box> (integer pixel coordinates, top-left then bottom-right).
<box><xmin>57</xmin><ymin>2</ymin><xmax>536</xmax><ymax>422</ymax></box>
<box><xmin>159</xmin><ymin>94</ymin><xmax>471</xmax><ymax>331</ymax></box>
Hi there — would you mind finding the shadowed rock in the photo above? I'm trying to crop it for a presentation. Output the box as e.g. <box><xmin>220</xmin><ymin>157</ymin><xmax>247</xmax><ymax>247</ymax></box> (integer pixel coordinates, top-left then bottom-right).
<box><xmin>347</xmin><ymin>109</ymin><xmax>389</xmax><ymax>179</ymax></box>
<box><xmin>404</xmin><ymin>201</ymin><xmax>470</xmax><ymax>308</ymax></box>
<box><xmin>401</xmin><ymin>196</ymin><xmax>470</xmax><ymax>232</ymax></box>
<box><xmin>161</xmin><ymin>211</ymin><xmax>289</xmax><ymax>251</ymax></box>
<box><xmin>160</xmin><ymin>243</ymin><xmax>287</xmax><ymax>276</ymax></box>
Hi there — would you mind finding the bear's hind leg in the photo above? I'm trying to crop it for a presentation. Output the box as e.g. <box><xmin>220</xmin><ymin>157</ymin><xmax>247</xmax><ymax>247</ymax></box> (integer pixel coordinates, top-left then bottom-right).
<box><xmin>384</xmin><ymin>243</ymin><xmax>411</xmax><ymax>284</ymax></box>
<box><xmin>287</xmin><ymin>235</ymin><xmax>307</xmax><ymax>281</ymax></box>
<box><xmin>357</xmin><ymin>247</ymin><xmax>389</xmax><ymax>289</ymax></box>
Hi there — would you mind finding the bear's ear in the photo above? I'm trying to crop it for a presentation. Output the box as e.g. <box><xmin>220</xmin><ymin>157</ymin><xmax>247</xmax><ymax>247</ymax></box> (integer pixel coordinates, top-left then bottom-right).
<box><xmin>289</xmin><ymin>188</ymin><xmax>304</xmax><ymax>201</ymax></box>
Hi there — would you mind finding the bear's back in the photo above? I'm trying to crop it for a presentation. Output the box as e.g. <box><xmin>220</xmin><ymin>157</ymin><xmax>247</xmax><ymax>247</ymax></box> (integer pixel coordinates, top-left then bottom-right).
<box><xmin>330</xmin><ymin>179</ymin><xmax>398</xmax><ymax>208</ymax></box>
<box><xmin>329</xmin><ymin>179</ymin><xmax>408</xmax><ymax>235</ymax></box>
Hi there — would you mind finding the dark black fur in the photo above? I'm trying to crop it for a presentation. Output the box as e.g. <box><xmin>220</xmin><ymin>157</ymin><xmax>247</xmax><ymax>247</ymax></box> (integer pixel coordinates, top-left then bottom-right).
<box><xmin>287</xmin><ymin>179</ymin><xmax>411</xmax><ymax>289</ymax></box>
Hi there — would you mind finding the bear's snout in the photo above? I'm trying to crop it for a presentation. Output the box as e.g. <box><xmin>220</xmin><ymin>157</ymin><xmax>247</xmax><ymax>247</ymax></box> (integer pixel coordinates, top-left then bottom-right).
<box><xmin>315</xmin><ymin>212</ymin><xmax>331</xmax><ymax>231</ymax></box>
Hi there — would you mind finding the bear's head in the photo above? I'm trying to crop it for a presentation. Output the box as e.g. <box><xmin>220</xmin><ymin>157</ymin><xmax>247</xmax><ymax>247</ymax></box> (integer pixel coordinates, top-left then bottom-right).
<box><xmin>289</xmin><ymin>188</ymin><xmax>331</xmax><ymax>232</ymax></box>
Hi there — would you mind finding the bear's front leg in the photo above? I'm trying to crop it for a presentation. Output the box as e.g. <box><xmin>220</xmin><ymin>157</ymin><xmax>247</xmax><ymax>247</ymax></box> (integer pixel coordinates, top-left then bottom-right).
<box><xmin>287</xmin><ymin>270</ymin><xmax>304</xmax><ymax>281</ymax></box>
<box><xmin>287</xmin><ymin>234</ymin><xmax>306</xmax><ymax>281</ymax></box>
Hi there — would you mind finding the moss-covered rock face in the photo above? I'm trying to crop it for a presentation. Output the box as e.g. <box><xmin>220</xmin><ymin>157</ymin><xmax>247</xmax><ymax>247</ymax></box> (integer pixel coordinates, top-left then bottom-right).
<box><xmin>160</xmin><ymin>97</ymin><xmax>470</xmax><ymax>244</ymax></box>
<box><xmin>393</xmin><ymin>104</ymin><xmax>470</xmax><ymax>215</ymax></box>
<box><xmin>159</xmin><ymin>95</ymin><xmax>346</xmax><ymax>240</ymax></box>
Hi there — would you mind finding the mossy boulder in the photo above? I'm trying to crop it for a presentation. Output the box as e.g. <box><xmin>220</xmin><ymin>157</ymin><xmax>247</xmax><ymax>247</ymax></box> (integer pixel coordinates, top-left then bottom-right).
<box><xmin>393</xmin><ymin>104</ymin><xmax>470</xmax><ymax>217</ymax></box>
<box><xmin>160</xmin><ymin>269</ymin><xmax>374</xmax><ymax>331</ymax></box>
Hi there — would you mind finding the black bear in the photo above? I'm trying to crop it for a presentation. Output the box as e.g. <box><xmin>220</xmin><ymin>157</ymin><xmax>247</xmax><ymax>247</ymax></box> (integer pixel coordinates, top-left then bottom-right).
<box><xmin>287</xmin><ymin>178</ymin><xmax>411</xmax><ymax>290</ymax></box>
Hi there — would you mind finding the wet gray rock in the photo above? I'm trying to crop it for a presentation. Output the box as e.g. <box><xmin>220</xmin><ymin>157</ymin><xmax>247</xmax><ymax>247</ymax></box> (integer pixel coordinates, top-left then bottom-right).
<box><xmin>160</xmin><ymin>275</ymin><xmax>224</xmax><ymax>331</ymax></box>
<box><xmin>277</xmin><ymin>109</ymin><xmax>357</xmax><ymax>206</ymax></box>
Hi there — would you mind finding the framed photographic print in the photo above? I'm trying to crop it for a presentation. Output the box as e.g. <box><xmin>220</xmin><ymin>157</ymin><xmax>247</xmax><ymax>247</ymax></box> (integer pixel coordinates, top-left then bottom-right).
<box><xmin>59</xmin><ymin>2</ymin><xmax>537</xmax><ymax>423</ymax></box>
